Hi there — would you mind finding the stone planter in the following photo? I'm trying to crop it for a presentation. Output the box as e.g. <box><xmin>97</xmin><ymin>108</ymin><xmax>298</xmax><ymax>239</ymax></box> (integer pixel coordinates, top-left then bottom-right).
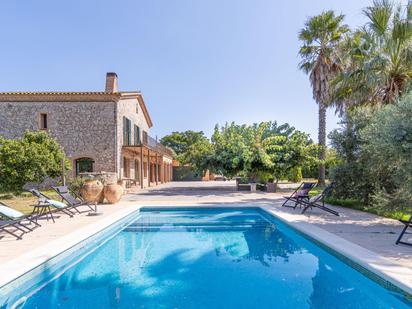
<box><xmin>80</xmin><ymin>179</ymin><xmax>104</xmax><ymax>203</ymax></box>
<box><xmin>104</xmin><ymin>183</ymin><xmax>124</xmax><ymax>204</ymax></box>
<box><xmin>266</xmin><ymin>182</ymin><xmax>276</xmax><ymax>193</ymax></box>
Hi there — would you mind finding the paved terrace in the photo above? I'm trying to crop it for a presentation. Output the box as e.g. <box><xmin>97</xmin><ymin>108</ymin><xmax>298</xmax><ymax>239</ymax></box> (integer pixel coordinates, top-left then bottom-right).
<box><xmin>1</xmin><ymin>181</ymin><xmax>411</xmax><ymax>290</ymax></box>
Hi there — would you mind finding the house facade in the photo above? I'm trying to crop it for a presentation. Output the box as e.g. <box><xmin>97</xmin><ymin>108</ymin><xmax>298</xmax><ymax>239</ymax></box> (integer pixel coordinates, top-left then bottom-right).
<box><xmin>0</xmin><ymin>73</ymin><xmax>173</xmax><ymax>188</ymax></box>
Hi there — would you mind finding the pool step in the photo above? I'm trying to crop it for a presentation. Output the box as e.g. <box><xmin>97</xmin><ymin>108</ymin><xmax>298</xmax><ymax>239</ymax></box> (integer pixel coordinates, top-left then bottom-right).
<box><xmin>123</xmin><ymin>222</ymin><xmax>275</xmax><ymax>232</ymax></box>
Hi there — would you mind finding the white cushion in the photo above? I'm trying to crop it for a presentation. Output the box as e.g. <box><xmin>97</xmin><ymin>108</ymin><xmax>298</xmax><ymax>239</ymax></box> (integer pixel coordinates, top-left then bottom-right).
<box><xmin>46</xmin><ymin>199</ymin><xmax>67</xmax><ymax>209</ymax></box>
<box><xmin>0</xmin><ymin>205</ymin><xmax>24</xmax><ymax>219</ymax></box>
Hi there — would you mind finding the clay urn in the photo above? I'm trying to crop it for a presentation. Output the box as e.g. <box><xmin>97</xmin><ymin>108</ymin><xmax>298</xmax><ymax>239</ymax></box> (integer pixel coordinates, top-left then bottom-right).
<box><xmin>80</xmin><ymin>179</ymin><xmax>104</xmax><ymax>203</ymax></box>
<box><xmin>104</xmin><ymin>182</ymin><xmax>124</xmax><ymax>204</ymax></box>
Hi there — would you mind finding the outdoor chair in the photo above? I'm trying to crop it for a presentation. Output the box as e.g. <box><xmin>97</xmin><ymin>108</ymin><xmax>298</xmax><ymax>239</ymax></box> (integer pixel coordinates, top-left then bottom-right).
<box><xmin>282</xmin><ymin>182</ymin><xmax>317</xmax><ymax>208</ymax></box>
<box><xmin>52</xmin><ymin>186</ymin><xmax>96</xmax><ymax>213</ymax></box>
<box><xmin>28</xmin><ymin>189</ymin><xmax>75</xmax><ymax>222</ymax></box>
<box><xmin>0</xmin><ymin>201</ymin><xmax>41</xmax><ymax>240</ymax></box>
<box><xmin>299</xmin><ymin>184</ymin><xmax>339</xmax><ymax>216</ymax></box>
<box><xmin>396</xmin><ymin>215</ymin><xmax>412</xmax><ymax>247</ymax></box>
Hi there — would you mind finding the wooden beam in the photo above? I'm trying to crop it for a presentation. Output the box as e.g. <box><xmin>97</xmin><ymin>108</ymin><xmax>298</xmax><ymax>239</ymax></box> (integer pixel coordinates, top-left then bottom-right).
<box><xmin>140</xmin><ymin>146</ymin><xmax>144</xmax><ymax>189</ymax></box>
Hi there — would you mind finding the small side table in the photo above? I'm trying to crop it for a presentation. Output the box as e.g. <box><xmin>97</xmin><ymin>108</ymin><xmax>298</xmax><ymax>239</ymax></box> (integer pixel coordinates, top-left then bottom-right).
<box><xmin>31</xmin><ymin>203</ymin><xmax>55</xmax><ymax>223</ymax></box>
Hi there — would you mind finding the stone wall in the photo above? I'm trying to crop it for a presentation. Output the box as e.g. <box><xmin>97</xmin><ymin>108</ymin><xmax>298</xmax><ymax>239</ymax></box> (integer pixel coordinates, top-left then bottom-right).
<box><xmin>0</xmin><ymin>101</ymin><xmax>117</xmax><ymax>176</ymax></box>
<box><xmin>116</xmin><ymin>97</ymin><xmax>151</xmax><ymax>181</ymax></box>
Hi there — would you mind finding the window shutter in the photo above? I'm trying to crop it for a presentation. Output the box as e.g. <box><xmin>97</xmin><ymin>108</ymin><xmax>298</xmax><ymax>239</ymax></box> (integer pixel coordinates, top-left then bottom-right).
<box><xmin>127</xmin><ymin>119</ymin><xmax>132</xmax><ymax>145</ymax></box>
<box><xmin>123</xmin><ymin>117</ymin><xmax>127</xmax><ymax>145</ymax></box>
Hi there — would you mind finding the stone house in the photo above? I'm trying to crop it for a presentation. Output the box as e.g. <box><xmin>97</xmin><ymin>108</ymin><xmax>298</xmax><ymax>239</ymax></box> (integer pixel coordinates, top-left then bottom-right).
<box><xmin>0</xmin><ymin>73</ymin><xmax>173</xmax><ymax>188</ymax></box>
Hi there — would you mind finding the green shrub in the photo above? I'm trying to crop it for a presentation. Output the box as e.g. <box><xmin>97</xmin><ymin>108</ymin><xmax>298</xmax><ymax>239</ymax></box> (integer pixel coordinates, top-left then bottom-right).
<box><xmin>288</xmin><ymin>167</ymin><xmax>302</xmax><ymax>183</ymax></box>
<box><xmin>68</xmin><ymin>176</ymin><xmax>85</xmax><ymax>196</ymax></box>
<box><xmin>0</xmin><ymin>131</ymin><xmax>70</xmax><ymax>193</ymax></box>
<box><xmin>329</xmin><ymin>92</ymin><xmax>412</xmax><ymax>213</ymax></box>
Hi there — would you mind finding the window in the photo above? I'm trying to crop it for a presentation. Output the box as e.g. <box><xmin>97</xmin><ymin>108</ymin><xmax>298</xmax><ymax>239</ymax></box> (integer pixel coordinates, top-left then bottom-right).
<box><xmin>123</xmin><ymin>116</ymin><xmax>132</xmax><ymax>145</ymax></box>
<box><xmin>75</xmin><ymin>158</ymin><xmax>94</xmax><ymax>176</ymax></box>
<box><xmin>142</xmin><ymin>131</ymin><xmax>148</xmax><ymax>144</ymax></box>
<box><xmin>134</xmin><ymin>125</ymin><xmax>141</xmax><ymax>145</ymax></box>
<box><xmin>39</xmin><ymin>113</ymin><xmax>48</xmax><ymax>130</ymax></box>
<box><xmin>136</xmin><ymin>103</ymin><xmax>139</xmax><ymax>114</ymax></box>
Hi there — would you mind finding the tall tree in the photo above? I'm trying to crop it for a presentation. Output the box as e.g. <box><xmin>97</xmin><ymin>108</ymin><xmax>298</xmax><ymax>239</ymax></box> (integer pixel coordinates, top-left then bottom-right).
<box><xmin>333</xmin><ymin>0</ymin><xmax>412</xmax><ymax>108</ymax></box>
<box><xmin>298</xmin><ymin>11</ymin><xmax>349</xmax><ymax>185</ymax></box>
<box><xmin>160</xmin><ymin>131</ymin><xmax>212</xmax><ymax>175</ymax></box>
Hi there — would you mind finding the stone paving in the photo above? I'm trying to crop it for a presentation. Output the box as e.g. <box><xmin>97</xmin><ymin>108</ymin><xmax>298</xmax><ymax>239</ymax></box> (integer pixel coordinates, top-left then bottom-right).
<box><xmin>1</xmin><ymin>181</ymin><xmax>411</xmax><ymax>270</ymax></box>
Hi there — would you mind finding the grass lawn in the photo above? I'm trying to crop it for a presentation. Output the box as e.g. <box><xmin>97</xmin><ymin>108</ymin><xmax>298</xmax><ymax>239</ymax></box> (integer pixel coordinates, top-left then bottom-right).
<box><xmin>0</xmin><ymin>191</ymin><xmax>61</xmax><ymax>215</ymax></box>
<box><xmin>310</xmin><ymin>187</ymin><xmax>410</xmax><ymax>221</ymax></box>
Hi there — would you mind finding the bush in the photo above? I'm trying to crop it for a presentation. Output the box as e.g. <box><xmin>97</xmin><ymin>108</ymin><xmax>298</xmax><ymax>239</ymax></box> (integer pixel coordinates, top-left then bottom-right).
<box><xmin>329</xmin><ymin>92</ymin><xmax>412</xmax><ymax>213</ymax></box>
<box><xmin>288</xmin><ymin>167</ymin><xmax>302</xmax><ymax>183</ymax></box>
<box><xmin>0</xmin><ymin>131</ymin><xmax>70</xmax><ymax>193</ymax></box>
<box><xmin>68</xmin><ymin>176</ymin><xmax>85</xmax><ymax>196</ymax></box>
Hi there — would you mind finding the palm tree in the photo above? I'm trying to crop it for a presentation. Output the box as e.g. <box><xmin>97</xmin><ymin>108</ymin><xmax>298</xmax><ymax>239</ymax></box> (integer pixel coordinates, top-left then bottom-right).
<box><xmin>333</xmin><ymin>0</ymin><xmax>412</xmax><ymax>108</ymax></box>
<box><xmin>298</xmin><ymin>11</ymin><xmax>349</xmax><ymax>185</ymax></box>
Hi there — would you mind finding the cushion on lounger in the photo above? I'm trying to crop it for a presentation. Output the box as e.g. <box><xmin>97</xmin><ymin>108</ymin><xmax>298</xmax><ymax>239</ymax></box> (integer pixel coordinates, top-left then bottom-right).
<box><xmin>47</xmin><ymin>199</ymin><xmax>67</xmax><ymax>209</ymax></box>
<box><xmin>0</xmin><ymin>205</ymin><xmax>24</xmax><ymax>219</ymax></box>
<box><xmin>295</xmin><ymin>189</ymin><xmax>310</xmax><ymax>197</ymax></box>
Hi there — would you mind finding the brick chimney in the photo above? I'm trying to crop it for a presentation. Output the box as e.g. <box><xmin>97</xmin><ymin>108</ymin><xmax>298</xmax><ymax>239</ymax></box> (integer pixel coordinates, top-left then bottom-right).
<box><xmin>105</xmin><ymin>72</ymin><xmax>118</xmax><ymax>93</ymax></box>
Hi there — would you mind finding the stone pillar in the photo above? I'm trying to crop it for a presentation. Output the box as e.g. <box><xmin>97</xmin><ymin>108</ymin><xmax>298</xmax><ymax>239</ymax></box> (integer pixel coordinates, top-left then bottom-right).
<box><xmin>155</xmin><ymin>153</ymin><xmax>158</xmax><ymax>185</ymax></box>
<box><xmin>140</xmin><ymin>148</ymin><xmax>144</xmax><ymax>189</ymax></box>
<box><xmin>147</xmin><ymin>149</ymin><xmax>150</xmax><ymax>187</ymax></box>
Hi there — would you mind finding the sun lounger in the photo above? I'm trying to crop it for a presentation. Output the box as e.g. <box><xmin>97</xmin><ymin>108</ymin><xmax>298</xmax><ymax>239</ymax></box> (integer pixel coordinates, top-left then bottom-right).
<box><xmin>300</xmin><ymin>184</ymin><xmax>339</xmax><ymax>216</ymax></box>
<box><xmin>396</xmin><ymin>215</ymin><xmax>412</xmax><ymax>246</ymax></box>
<box><xmin>28</xmin><ymin>189</ymin><xmax>75</xmax><ymax>221</ymax></box>
<box><xmin>282</xmin><ymin>182</ymin><xmax>317</xmax><ymax>208</ymax></box>
<box><xmin>52</xmin><ymin>186</ymin><xmax>96</xmax><ymax>213</ymax></box>
<box><xmin>0</xmin><ymin>202</ymin><xmax>41</xmax><ymax>240</ymax></box>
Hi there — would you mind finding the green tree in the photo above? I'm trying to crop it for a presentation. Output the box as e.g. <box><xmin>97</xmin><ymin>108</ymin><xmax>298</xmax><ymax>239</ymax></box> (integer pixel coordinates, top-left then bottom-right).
<box><xmin>210</xmin><ymin>121</ymin><xmax>316</xmax><ymax>186</ymax></box>
<box><xmin>210</xmin><ymin>123</ymin><xmax>253</xmax><ymax>178</ymax></box>
<box><xmin>298</xmin><ymin>11</ymin><xmax>349</xmax><ymax>185</ymax></box>
<box><xmin>0</xmin><ymin>131</ymin><xmax>69</xmax><ymax>193</ymax></box>
<box><xmin>361</xmin><ymin>92</ymin><xmax>412</xmax><ymax>211</ymax></box>
<box><xmin>329</xmin><ymin>91</ymin><xmax>412</xmax><ymax>211</ymax></box>
<box><xmin>262</xmin><ymin>129</ymin><xmax>316</xmax><ymax>189</ymax></box>
<box><xmin>160</xmin><ymin>131</ymin><xmax>212</xmax><ymax>175</ymax></box>
<box><xmin>333</xmin><ymin>1</ymin><xmax>412</xmax><ymax>108</ymax></box>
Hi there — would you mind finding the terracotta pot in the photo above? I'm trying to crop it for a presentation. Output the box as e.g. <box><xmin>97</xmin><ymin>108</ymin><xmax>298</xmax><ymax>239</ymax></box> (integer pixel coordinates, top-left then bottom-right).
<box><xmin>80</xmin><ymin>179</ymin><xmax>104</xmax><ymax>203</ymax></box>
<box><xmin>104</xmin><ymin>183</ymin><xmax>124</xmax><ymax>204</ymax></box>
<box><xmin>117</xmin><ymin>179</ymin><xmax>127</xmax><ymax>189</ymax></box>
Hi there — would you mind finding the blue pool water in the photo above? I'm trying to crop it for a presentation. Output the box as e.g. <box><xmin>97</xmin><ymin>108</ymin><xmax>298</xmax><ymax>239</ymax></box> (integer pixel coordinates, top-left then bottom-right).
<box><xmin>2</xmin><ymin>208</ymin><xmax>411</xmax><ymax>308</ymax></box>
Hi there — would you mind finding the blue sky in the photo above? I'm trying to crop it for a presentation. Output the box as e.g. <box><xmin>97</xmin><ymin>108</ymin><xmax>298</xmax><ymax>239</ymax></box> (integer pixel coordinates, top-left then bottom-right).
<box><xmin>0</xmin><ymin>0</ymin><xmax>406</xmax><ymax>141</ymax></box>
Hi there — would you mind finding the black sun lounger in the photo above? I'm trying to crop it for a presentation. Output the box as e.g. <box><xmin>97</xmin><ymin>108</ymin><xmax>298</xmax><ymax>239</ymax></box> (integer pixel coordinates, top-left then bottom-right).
<box><xmin>28</xmin><ymin>189</ymin><xmax>75</xmax><ymax>222</ymax></box>
<box><xmin>282</xmin><ymin>182</ymin><xmax>317</xmax><ymax>209</ymax></box>
<box><xmin>396</xmin><ymin>216</ymin><xmax>412</xmax><ymax>246</ymax></box>
<box><xmin>300</xmin><ymin>184</ymin><xmax>339</xmax><ymax>216</ymax></box>
<box><xmin>52</xmin><ymin>186</ymin><xmax>96</xmax><ymax>213</ymax></box>
<box><xmin>0</xmin><ymin>201</ymin><xmax>41</xmax><ymax>240</ymax></box>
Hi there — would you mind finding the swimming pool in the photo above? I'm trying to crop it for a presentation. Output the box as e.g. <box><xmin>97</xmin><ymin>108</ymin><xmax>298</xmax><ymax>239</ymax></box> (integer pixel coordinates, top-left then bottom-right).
<box><xmin>1</xmin><ymin>207</ymin><xmax>411</xmax><ymax>308</ymax></box>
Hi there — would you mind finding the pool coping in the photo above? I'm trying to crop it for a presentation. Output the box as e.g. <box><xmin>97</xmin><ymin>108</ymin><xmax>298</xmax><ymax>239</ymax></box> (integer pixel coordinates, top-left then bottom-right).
<box><xmin>0</xmin><ymin>204</ymin><xmax>138</xmax><ymax>290</ymax></box>
<box><xmin>1</xmin><ymin>203</ymin><xmax>411</xmax><ymax>297</ymax></box>
<box><xmin>259</xmin><ymin>205</ymin><xmax>412</xmax><ymax>296</ymax></box>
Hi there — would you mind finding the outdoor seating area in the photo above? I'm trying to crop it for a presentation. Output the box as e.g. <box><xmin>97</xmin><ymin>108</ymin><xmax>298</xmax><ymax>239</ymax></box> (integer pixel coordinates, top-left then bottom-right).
<box><xmin>0</xmin><ymin>186</ymin><xmax>96</xmax><ymax>240</ymax></box>
<box><xmin>0</xmin><ymin>202</ymin><xmax>41</xmax><ymax>240</ymax></box>
<box><xmin>0</xmin><ymin>0</ymin><xmax>411</xmax><ymax>306</ymax></box>
<box><xmin>282</xmin><ymin>182</ymin><xmax>340</xmax><ymax>216</ymax></box>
